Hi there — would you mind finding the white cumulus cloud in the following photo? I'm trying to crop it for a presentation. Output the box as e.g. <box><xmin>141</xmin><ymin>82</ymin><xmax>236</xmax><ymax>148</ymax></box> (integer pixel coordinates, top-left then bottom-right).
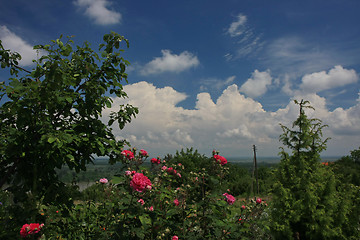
<box><xmin>239</xmin><ymin>70</ymin><xmax>272</xmax><ymax>98</ymax></box>
<box><xmin>140</xmin><ymin>50</ymin><xmax>199</xmax><ymax>75</ymax></box>
<box><xmin>300</xmin><ymin>65</ymin><xmax>358</xmax><ymax>93</ymax></box>
<box><xmin>74</xmin><ymin>0</ymin><xmax>121</xmax><ymax>25</ymax></box>
<box><xmin>0</xmin><ymin>26</ymin><xmax>40</xmax><ymax>66</ymax></box>
<box><xmin>101</xmin><ymin>80</ymin><xmax>360</xmax><ymax>157</ymax></box>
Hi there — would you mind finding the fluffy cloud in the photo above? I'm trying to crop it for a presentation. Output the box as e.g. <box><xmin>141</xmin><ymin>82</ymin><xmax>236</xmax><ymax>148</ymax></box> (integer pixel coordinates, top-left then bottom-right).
<box><xmin>102</xmin><ymin>80</ymin><xmax>360</xmax><ymax>158</ymax></box>
<box><xmin>74</xmin><ymin>0</ymin><xmax>121</xmax><ymax>25</ymax></box>
<box><xmin>300</xmin><ymin>65</ymin><xmax>358</xmax><ymax>93</ymax></box>
<box><xmin>140</xmin><ymin>50</ymin><xmax>199</xmax><ymax>75</ymax></box>
<box><xmin>239</xmin><ymin>70</ymin><xmax>272</xmax><ymax>98</ymax></box>
<box><xmin>0</xmin><ymin>26</ymin><xmax>39</xmax><ymax>66</ymax></box>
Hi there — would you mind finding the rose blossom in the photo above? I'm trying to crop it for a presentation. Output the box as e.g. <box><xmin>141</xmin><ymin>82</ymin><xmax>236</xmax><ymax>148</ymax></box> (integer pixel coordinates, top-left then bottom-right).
<box><xmin>137</xmin><ymin>199</ymin><xmax>145</xmax><ymax>205</ymax></box>
<box><xmin>99</xmin><ymin>178</ymin><xmax>108</xmax><ymax>184</ymax></box>
<box><xmin>256</xmin><ymin>198</ymin><xmax>262</xmax><ymax>204</ymax></box>
<box><xmin>241</xmin><ymin>205</ymin><xmax>246</xmax><ymax>210</ymax></box>
<box><xmin>130</xmin><ymin>173</ymin><xmax>152</xmax><ymax>192</ymax></box>
<box><xmin>214</xmin><ymin>155</ymin><xmax>227</xmax><ymax>165</ymax></box>
<box><xmin>149</xmin><ymin>206</ymin><xmax>154</xmax><ymax>211</ymax></box>
<box><xmin>172</xmin><ymin>236</ymin><xmax>179</xmax><ymax>240</ymax></box>
<box><xmin>223</xmin><ymin>193</ymin><xmax>236</xmax><ymax>205</ymax></box>
<box><xmin>174</xmin><ymin>199</ymin><xmax>180</xmax><ymax>206</ymax></box>
<box><xmin>121</xmin><ymin>149</ymin><xmax>134</xmax><ymax>160</ymax></box>
<box><xmin>125</xmin><ymin>170</ymin><xmax>132</xmax><ymax>176</ymax></box>
<box><xmin>20</xmin><ymin>223</ymin><xmax>44</xmax><ymax>238</ymax></box>
<box><xmin>140</xmin><ymin>149</ymin><xmax>148</xmax><ymax>157</ymax></box>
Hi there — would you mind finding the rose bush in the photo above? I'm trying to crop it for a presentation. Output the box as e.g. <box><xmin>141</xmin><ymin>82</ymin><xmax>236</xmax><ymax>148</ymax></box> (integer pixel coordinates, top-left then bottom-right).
<box><xmin>3</xmin><ymin>148</ymin><xmax>270</xmax><ymax>239</ymax></box>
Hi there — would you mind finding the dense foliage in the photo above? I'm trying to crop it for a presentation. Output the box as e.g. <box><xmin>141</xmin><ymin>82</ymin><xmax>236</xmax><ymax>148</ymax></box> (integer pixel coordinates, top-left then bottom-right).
<box><xmin>270</xmin><ymin>100</ymin><xmax>360</xmax><ymax>239</ymax></box>
<box><xmin>0</xmin><ymin>32</ymin><xmax>138</xmax><ymax>206</ymax></box>
<box><xmin>1</xmin><ymin>33</ymin><xmax>359</xmax><ymax>239</ymax></box>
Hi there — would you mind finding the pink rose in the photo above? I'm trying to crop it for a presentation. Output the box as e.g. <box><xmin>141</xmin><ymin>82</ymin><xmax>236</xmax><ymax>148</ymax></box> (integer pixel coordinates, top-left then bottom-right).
<box><xmin>130</xmin><ymin>173</ymin><xmax>152</xmax><ymax>192</ymax></box>
<box><xmin>174</xmin><ymin>199</ymin><xmax>180</xmax><ymax>206</ymax></box>
<box><xmin>256</xmin><ymin>198</ymin><xmax>262</xmax><ymax>204</ymax></box>
<box><xmin>241</xmin><ymin>205</ymin><xmax>246</xmax><ymax>210</ymax></box>
<box><xmin>149</xmin><ymin>206</ymin><xmax>154</xmax><ymax>211</ymax></box>
<box><xmin>99</xmin><ymin>178</ymin><xmax>108</xmax><ymax>184</ymax></box>
<box><xmin>167</xmin><ymin>167</ymin><xmax>174</xmax><ymax>173</ymax></box>
<box><xmin>140</xmin><ymin>149</ymin><xmax>148</xmax><ymax>157</ymax></box>
<box><xmin>137</xmin><ymin>199</ymin><xmax>145</xmax><ymax>205</ymax></box>
<box><xmin>161</xmin><ymin>165</ymin><xmax>167</xmax><ymax>171</ymax></box>
<box><xmin>125</xmin><ymin>170</ymin><xmax>132</xmax><ymax>176</ymax></box>
<box><xmin>223</xmin><ymin>193</ymin><xmax>236</xmax><ymax>205</ymax></box>
<box><xmin>121</xmin><ymin>149</ymin><xmax>134</xmax><ymax>160</ymax></box>
<box><xmin>172</xmin><ymin>236</ymin><xmax>179</xmax><ymax>240</ymax></box>
<box><xmin>177</xmin><ymin>173</ymin><xmax>181</xmax><ymax>178</ymax></box>
<box><xmin>214</xmin><ymin>155</ymin><xmax>227</xmax><ymax>165</ymax></box>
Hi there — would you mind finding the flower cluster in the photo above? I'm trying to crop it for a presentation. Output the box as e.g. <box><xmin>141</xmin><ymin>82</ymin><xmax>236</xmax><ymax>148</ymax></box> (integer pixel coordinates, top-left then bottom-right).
<box><xmin>130</xmin><ymin>172</ymin><xmax>152</xmax><ymax>192</ymax></box>
<box><xmin>125</xmin><ymin>170</ymin><xmax>136</xmax><ymax>176</ymax></box>
<box><xmin>223</xmin><ymin>193</ymin><xmax>236</xmax><ymax>205</ymax></box>
<box><xmin>214</xmin><ymin>154</ymin><xmax>227</xmax><ymax>165</ymax></box>
<box><xmin>162</xmin><ymin>166</ymin><xmax>182</xmax><ymax>178</ymax></box>
<box><xmin>121</xmin><ymin>149</ymin><xmax>134</xmax><ymax>160</ymax></box>
<box><xmin>151</xmin><ymin>157</ymin><xmax>161</xmax><ymax>164</ymax></box>
<box><xmin>20</xmin><ymin>223</ymin><xmax>44</xmax><ymax>238</ymax></box>
<box><xmin>140</xmin><ymin>149</ymin><xmax>148</xmax><ymax>157</ymax></box>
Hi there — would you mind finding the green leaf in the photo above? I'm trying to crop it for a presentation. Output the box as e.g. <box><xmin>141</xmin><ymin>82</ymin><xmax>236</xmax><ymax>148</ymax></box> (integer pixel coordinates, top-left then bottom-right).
<box><xmin>48</xmin><ymin>137</ymin><xmax>57</xmax><ymax>143</ymax></box>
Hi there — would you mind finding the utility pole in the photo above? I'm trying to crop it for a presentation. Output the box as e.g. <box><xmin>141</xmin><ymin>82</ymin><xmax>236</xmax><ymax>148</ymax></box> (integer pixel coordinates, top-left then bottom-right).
<box><xmin>252</xmin><ymin>145</ymin><xmax>259</xmax><ymax>195</ymax></box>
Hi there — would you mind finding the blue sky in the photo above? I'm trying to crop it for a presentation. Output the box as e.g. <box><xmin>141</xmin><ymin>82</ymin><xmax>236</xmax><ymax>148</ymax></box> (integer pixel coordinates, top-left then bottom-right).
<box><xmin>1</xmin><ymin>0</ymin><xmax>359</xmax><ymax>158</ymax></box>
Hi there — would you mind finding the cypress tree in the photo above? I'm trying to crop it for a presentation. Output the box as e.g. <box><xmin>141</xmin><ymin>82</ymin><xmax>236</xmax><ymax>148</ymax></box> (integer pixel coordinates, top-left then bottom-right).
<box><xmin>270</xmin><ymin>100</ymin><xmax>339</xmax><ymax>239</ymax></box>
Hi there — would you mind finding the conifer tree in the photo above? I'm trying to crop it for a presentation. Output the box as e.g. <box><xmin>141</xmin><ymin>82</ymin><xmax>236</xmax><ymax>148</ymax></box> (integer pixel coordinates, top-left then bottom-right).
<box><xmin>270</xmin><ymin>100</ymin><xmax>339</xmax><ymax>239</ymax></box>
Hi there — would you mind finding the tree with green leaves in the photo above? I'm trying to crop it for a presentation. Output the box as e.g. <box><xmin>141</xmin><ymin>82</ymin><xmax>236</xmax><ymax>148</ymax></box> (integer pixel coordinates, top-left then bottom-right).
<box><xmin>270</xmin><ymin>100</ymin><xmax>341</xmax><ymax>239</ymax></box>
<box><xmin>0</xmin><ymin>32</ymin><xmax>138</xmax><ymax>206</ymax></box>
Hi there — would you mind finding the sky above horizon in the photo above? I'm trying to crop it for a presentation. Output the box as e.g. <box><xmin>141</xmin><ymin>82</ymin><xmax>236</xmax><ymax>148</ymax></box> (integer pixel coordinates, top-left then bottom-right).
<box><xmin>1</xmin><ymin>0</ymin><xmax>359</xmax><ymax>158</ymax></box>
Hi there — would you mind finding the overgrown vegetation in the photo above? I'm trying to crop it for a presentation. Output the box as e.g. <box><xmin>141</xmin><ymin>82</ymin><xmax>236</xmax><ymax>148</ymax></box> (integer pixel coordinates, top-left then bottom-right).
<box><xmin>1</xmin><ymin>33</ymin><xmax>359</xmax><ymax>239</ymax></box>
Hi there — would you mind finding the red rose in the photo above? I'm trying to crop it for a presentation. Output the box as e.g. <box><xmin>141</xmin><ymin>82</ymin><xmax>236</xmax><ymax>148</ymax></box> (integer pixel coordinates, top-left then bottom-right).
<box><xmin>174</xmin><ymin>199</ymin><xmax>180</xmax><ymax>206</ymax></box>
<box><xmin>214</xmin><ymin>155</ymin><xmax>227</xmax><ymax>165</ymax></box>
<box><xmin>130</xmin><ymin>173</ymin><xmax>152</xmax><ymax>192</ymax></box>
<box><xmin>20</xmin><ymin>223</ymin><xmax>44</xmax><ymax>238</ymax></box>
<box><xmin>151</xmin><ymin>158</ymin><xmax>161</xmax><ymax>164</ymax></box>
<box><xmin>140</xmin><ymin>149</ymin><xmax>148</xmax><ymax>157</ymax></box>
<box><xmin>256</xmin><ymin>198</ymin><xmax>262</xmax><ymax>204</ymax></box>
<box><xmin>121</xmin><ymin>150</ymin><xmax>134</xmax><ymax>159</ymax></box>
<box><xmin>20</xmin><ymin>224</ymin><xmax>30</xmax><ymax>237</ymax></box>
